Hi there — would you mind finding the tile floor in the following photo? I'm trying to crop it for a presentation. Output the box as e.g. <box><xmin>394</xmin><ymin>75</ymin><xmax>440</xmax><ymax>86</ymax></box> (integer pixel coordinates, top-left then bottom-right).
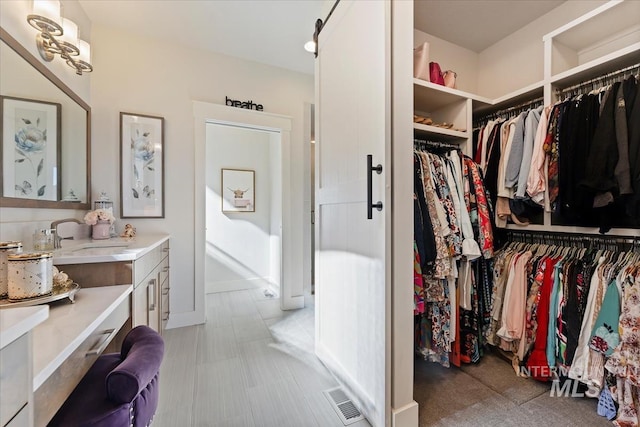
<box><xmin>414</xmin><ymin>351</ymin><xmax>612</xmax><ymax>427</ymax></box>
<box><xmin>153</xmin><ymin>289</ymin><xmax>371</xmax><ymax>427</ymax></box>
<box><xmin>155</xmin><ymin>288</ymin><xmax>611</xmax><ymax>427</ymax></box>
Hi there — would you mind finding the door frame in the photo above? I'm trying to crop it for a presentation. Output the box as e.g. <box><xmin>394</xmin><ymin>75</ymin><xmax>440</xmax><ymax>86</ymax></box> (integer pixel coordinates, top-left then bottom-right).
<box><xmin>193</xmin><ymin>101</ymin><xmax>302</xmax><ymax>320</ymax></box>
<box><xmin>204</xmin><ymin>122</ymin><xmax>281</xmax><ymax>294</ymax></box>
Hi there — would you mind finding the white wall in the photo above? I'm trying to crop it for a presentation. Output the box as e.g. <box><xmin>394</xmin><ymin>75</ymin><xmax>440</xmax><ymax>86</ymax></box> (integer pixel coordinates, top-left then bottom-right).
<box><xmin>90</xmin><ymin>24</ymin><xmax>313</xmax><ymax>327</ymax></box>
<box><xmin>205</xmin><ymin>123</ymin><xmax>276</xmax><ymax>292</ymax></box>
<box><xmin>413</xmin><ymin>29</ymin><xmax>479</xmax><ymax>94</ymax></box>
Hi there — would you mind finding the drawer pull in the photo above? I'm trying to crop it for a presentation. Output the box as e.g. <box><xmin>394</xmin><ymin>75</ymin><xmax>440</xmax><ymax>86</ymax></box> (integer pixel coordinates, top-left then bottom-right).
<box><xmin>148</xmin><ymin>279</ymin><xmax>156</xmax><ymax>311</ymax></box>
<box><xmin>162</xmin><ymin>313</ymin><xmax>169</xmax><ymax>321</ymax></box>
<box><xmin>162</xmin><ymin>287</ymin><xmax>169</xmax><ymax>295</ymax></box>
<box><xmin>163</xmin><ymin>247</ymin><xmax>169</xmax><ymax>252</ymax></box>
<box><xmin>86</xmin><ymin>329</ymin><xmax>116</xmax><ymax>357</ymax></box>
<box><xmin>162</xmin><ymin>266</ymin><xmax>170</xmax><ymax>272</ymax></box>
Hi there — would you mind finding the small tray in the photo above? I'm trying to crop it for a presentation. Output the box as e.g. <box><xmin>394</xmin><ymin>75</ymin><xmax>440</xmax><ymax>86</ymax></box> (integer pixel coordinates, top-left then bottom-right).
<box><xmin>0</xmin><ymin>283</ymin><xmax>80</xmax><ymax>309</ymax></box>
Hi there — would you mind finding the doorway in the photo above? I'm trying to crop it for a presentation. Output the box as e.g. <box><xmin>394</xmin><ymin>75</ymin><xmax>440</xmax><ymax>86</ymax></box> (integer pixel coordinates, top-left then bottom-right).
<box><xmin>204</xmin><ymin>123</ymin><xmax>282</xmax><ymax>295</ymax></box>
<box><xmin>194</xmin><ymin>101</ymin><xmax>303</xmax><ymax>321</ymax></box>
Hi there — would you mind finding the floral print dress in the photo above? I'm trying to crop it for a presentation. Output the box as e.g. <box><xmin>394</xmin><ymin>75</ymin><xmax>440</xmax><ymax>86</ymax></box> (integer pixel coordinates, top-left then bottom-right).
<box><xmin>605</xmin><ymin>268</ymin><xmax>640</xmax><ymax>427</ymax></box>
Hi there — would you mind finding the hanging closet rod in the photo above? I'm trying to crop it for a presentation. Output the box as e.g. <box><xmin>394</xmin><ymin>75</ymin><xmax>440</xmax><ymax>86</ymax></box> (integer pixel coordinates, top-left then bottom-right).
<box><xmin>556</xmin><ymin>62</ymin><xmax>640</xmax><ymax>96</ymax></box>
<box><xmin>414</xmin><ymin>139</ymin><xmax>460</xmax><ymax>151</ymax></box>
<box><xmin>474</xmin><ymin>96</ymin><xmax>544</xmax><ymax>127</ymax></box>
<box><xmin>506</xmin><ymin>230</ymin><xmax>639</xmax><ymax>250</ymax></box>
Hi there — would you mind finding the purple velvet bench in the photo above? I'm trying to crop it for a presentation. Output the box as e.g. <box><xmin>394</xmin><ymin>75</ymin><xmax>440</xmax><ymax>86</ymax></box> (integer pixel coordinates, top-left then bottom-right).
<box><xmin>49</xmin><ymin>325</ymin><xmax>165</xmax><ymax>427</ymax></box>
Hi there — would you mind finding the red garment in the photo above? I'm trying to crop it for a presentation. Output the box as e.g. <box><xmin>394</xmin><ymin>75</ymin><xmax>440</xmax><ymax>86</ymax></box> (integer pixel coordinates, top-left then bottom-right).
<box><xmin>464</xmin><ymin>158</ymin><xmax>494</xmax><ymax>258</ymax></box>
<box><xmin>526</xmin><ymin>257</ymin><xmax>558</xmax><ymax>381</ymax></box>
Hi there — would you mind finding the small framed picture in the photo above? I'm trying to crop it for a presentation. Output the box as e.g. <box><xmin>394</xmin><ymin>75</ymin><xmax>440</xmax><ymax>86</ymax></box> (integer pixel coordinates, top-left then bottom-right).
<box><xmin>221</xmin><ymin>168</ymin><xmax>255</xmax><ymax>213</ymax></box>
<box><xmin>120</xmin><ymin>112</ymin><xmax>164</xmax><ymax>218</ymax></box>
<box><xmin>1</xmin><ymin>96</ymin><xmax>61</xmax><ymax>201</ymax></box>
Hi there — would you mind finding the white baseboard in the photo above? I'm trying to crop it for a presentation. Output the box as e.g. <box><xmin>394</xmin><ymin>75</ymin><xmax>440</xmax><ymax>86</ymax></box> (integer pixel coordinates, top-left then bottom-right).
<box><xmin>392</xmin><ymin>401</ymin><xmax>419</xmax><ymax>427</ymax></box>
<box><xmin>282</xmin><ymin>294</ymin><xmax>304</xmax><ymax>310</ymax></box>
<box><xmin>206</xmin><ymin>277</ymin><xmax>273</xmax><ymax>294</ymax></box>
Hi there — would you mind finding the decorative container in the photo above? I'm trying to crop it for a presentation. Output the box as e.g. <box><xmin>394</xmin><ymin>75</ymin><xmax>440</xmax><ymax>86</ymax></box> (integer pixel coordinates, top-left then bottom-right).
<box><xmin>0</xmin><ymin>241</ymin><xmax>23</xmax><ymax>298</ymax></box>
<box><xmin>33</xmin><ymin>228</ymin><xmax>56</xmax><ymax>251</ymax></box>
<box><xmin>7</xmin><ymin>252</ymin><xmax>53</xmax><ymax>300</ymax></box>
<box><xmin>92</xmin><ymin>220</ymin><xmax>111</xmax><ymax>240</ymax></box>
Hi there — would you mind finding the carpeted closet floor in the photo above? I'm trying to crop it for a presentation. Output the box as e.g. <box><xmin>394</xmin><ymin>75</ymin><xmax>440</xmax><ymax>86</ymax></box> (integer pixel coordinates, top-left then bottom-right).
<box><xmin>414</xmin><ymin>352</ymin><xmax>611</xmax><ymax>427</ymax></box>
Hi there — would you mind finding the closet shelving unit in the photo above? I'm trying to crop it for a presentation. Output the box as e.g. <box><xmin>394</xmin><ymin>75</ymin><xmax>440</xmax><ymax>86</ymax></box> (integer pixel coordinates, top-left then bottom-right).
<box><xmin>541</xmin><ymin>0</ymin><xmax>640</xmax><ymax>236</ymax></box>
<box><xmin>413</xmin><ymin>78</ymin><xmax>484</xmax><ymax>146</ymax></box>
<box><xmin>413</xmin><ymin>0</ymin><xmax>640</xmax><ymax>237</ymax></box>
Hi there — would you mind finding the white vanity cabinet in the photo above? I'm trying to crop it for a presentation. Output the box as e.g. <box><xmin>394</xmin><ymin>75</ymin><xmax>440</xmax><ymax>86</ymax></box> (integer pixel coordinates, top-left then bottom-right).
<box><xmin>0</xmin><ymin>306</ymin><xmax>48</xmax><ymax>427</ymax></box>
<box><xmin>54</xmin><ymin>235</ymin><xmax>170</xmax><ymax>335</ymax></box>
<box><xmin>131</xmin><ymin>239</ymin><xmax>169</xmax><ymax>333</ymax></box>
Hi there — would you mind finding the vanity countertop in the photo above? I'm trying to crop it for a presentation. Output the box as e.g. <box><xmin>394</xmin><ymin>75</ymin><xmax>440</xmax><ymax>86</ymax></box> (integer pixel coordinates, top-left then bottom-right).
<box><xmin>0</xmin><ymin>305</ymin><xmax>49</xmax><ymax>350</ymax></box>
<box><xmin>52</xmin><ymin>233</ymin><xmax>169</xmax><ymax>265</ymax></box>
<box><xmin>32</xmin><ymin>284</ymin><xmax>132</xmax><ymax>391</ymax></box>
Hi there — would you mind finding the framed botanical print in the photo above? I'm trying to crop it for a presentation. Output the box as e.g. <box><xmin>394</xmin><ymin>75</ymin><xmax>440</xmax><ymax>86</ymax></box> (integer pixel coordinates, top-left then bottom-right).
<box><xmin>1</xmin><ymin>96</ymin><xmax>61</xmax><ymax>201</ymax></box>
<box><xmin>120</xmin><ymin>112</ymin><xmax>164</xmax><ymax>218</ymax></box>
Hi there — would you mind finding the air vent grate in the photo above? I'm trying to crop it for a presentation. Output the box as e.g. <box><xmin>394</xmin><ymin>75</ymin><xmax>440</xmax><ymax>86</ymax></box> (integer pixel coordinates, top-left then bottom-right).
<box><xmin>323</xmin><ymin>387</ymin><xmax>365</xmax><ymax>425</ymax></box>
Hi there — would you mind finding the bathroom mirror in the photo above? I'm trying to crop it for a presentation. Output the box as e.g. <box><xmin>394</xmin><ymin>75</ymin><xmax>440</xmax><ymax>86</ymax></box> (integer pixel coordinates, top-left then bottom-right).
<box><xmin>0</xmin><ymin>27</ymin><xmax>90</xmax><ymax>209</ymax></box>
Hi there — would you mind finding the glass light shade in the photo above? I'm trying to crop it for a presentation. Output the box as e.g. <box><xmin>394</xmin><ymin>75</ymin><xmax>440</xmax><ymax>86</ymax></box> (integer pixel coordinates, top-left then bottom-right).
<box><xmin>304</xmin><ymin>40</ymin><xmax>316</xmax><ymax>53</ymax></box>
<box><xmin>32</xmin><ymin>0</ymin><xmax>61</xmax><ymax>24</ymax></box>
<box><xmin>78</xmin><ymin>39</ymin><xmax>91</xmax><ymax>63</ymax></box>
<box><xmin>60</xmin><ymin>18</ymin><xmax>78</xmax><ymax>47</ymax></box>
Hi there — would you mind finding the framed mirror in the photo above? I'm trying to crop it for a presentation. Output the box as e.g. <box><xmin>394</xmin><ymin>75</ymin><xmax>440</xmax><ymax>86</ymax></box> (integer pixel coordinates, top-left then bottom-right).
<box><xmin>0</xmin><ymin>27</ymin><xmax>90</xmax><ymax>209</ymax></box>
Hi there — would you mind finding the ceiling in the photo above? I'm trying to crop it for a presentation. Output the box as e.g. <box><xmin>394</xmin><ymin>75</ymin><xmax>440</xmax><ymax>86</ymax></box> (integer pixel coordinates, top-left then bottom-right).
<box><xmin>79</xmin><ymin>0</ymin><xmax>566</xmax><ymax>75</ymax></box>
<box><xmin>415</xmin><ymin>0</ymin><xmax>565</xmax><ymax>53</ymax></box>
<box><xmin>78</xmin><ymin>0</ymin><xmax>324</xmax><ymax>75</ymax></box>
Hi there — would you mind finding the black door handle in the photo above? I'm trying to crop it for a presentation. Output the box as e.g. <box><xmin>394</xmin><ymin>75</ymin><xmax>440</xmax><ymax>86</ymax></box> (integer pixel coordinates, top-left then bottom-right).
<box><xmin>367</xmin><ymin>154</ymin><xmax>383</xmax><ymax>219</ymax></box>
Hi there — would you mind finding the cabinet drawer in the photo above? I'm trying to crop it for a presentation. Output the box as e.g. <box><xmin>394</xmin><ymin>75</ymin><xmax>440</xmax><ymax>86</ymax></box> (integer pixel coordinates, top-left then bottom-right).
<box><xmin>133</xmin><ymin>244</ymin><xmax>164</xmax><ymax>287</ymax></box>
<box><xmin>34</xmin><ymin>295</ymin><xmax>130</xmax><ymax>427</ymax></box>
<box><xmin>6</xmin><ymin>403</ymin><xmax>29</xmax><ymax>427</ymax></box>
<box><xmin>0</xmin><ymin>334</ymin><xmax>29</xmax><ymax>427</ymax></box>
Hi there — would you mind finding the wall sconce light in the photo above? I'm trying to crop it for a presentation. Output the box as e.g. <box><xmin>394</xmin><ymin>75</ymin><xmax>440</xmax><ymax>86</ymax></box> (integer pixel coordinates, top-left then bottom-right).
<box><xmin>26</xmin><ymin>0</ymin><xmax>93</xmax><ymax>75</ymax></box>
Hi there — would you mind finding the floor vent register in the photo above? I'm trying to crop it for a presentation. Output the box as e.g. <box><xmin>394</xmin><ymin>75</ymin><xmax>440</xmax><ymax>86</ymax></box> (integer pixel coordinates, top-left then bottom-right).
<box><xmin>323</xmin><ymin>387</ymin><xmax>365</xmax><ymax>425</ymax></box>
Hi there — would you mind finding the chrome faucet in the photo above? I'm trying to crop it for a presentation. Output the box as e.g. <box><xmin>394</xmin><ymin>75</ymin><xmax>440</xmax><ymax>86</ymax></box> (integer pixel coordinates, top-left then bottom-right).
<box><xmin>50</xmin><ymin>218</ymin><xmax>82</xmax><ymax>249</ymax></box>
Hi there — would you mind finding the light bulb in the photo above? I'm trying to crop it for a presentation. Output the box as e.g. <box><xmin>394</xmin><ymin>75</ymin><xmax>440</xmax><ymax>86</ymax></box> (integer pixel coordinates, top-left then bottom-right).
<box><xmin>304</xmin><ymin>40</ymin><xmax>316</xmax><ymax>53</ymax></box>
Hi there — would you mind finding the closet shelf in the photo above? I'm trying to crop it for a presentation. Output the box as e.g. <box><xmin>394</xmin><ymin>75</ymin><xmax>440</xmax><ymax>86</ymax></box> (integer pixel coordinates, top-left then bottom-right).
<box><xmin>414</xmin><ymin>78</ymin><xmax>491</xmax><ymax>112</ymax></box>
<box><xmin>549</xmin><ymin>43</ymin><xmax>640</xmax><ymax>88</ymax></box>
<box><xmin>544</xmin><ymin>0</ymin><xmax>640</xmax><ymax>52</ymax></box>
<box><xmin>413</xmin><ymin>123</ymin><xmax>467</xmax><ymax>141</ymax></box>
<box><xmin>472</xmin><ymin>81</ymin><xmax>544</xmax><ymax>116</ymax></box>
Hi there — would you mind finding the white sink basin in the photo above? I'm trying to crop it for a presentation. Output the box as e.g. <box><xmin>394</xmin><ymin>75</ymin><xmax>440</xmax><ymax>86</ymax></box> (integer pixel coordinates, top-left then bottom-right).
<box><xmin>70</xmin><ymin>242</ymin><xmax>130</xmax><ymax>252</ymax></box>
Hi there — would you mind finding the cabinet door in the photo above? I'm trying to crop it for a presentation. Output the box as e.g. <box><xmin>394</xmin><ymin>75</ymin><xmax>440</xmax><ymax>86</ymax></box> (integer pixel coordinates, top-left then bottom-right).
<box><xmin>133</xmin><ymin>280</ymin><xmax>149</xmax><ymax>328</ymax></box>
<box><xmin>315</xmin><ymin>1</ymin><xmax>391</xmax><ymax>426</ymax></box>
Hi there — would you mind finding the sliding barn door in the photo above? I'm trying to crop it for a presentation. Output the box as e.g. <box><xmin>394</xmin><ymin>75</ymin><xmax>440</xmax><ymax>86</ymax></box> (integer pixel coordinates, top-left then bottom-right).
<box><xmin>315</xmin><ymin>1</ymin><xmax>391</xmax><ymax>426</ymax></box>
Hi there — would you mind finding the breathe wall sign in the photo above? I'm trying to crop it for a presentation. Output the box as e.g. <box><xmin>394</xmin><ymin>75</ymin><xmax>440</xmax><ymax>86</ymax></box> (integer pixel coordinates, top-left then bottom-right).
<box><xmin>225</xmin><ymin>96</ymin><xmax>264</xmax><ymax>111</ymax></box>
